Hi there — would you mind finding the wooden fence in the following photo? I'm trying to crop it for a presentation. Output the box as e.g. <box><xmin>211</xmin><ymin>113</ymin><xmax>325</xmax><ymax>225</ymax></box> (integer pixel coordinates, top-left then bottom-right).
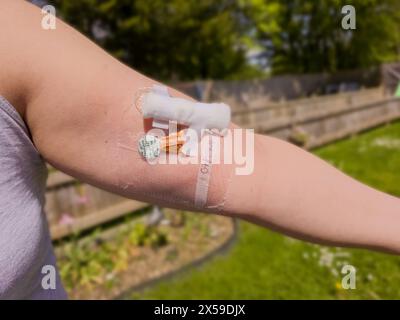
<box><xmin>46</xmin><ymin>172</ymin><xmax>147</xmax><ymax>240</ymax></box>
<box><xmin>231</xmin><ymin>87</ymin><xmax>400</xmax><ymax>149</ymax></box>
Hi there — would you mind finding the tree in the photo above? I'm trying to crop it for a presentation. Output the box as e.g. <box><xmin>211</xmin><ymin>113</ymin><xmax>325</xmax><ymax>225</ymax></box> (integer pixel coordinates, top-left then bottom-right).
<box><xmin>244</xmin><ymin>0</ymin><xmax>400</xmax><ymax>74</ymax></box>
<box><xmin>51</xmin><ymin>0</ymin><xmax>256</xmax><ymax>81</ymax></box>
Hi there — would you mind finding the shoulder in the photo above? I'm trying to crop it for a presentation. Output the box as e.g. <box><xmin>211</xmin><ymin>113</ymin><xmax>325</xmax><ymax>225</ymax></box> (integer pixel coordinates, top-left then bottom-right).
<box><xmin>0</xmin><ymin>0</ymin><xmax>42</xmax><ymax>119</ymax></box>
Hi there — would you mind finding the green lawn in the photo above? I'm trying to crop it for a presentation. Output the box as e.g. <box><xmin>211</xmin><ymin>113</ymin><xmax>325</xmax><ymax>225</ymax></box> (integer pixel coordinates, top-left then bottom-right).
<box><xmin>131</xmin><ymin>121</ymin><xmax>400</xmax><ymax>300</ymax></box>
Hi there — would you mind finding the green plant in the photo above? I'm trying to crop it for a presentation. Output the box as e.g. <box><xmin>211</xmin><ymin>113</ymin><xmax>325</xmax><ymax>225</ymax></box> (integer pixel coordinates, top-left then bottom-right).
<box><xmin>128</xmin><ymin>223</ymin><xmax>149</xmax><ymax>246</ymax></box>
<box><xmin>145</xmin><ymin>231</ymin><xmax>168</xmax><ymax>249</ymax></box>
<box><xmin>58</xmin><ymin>220</ymin><xmax>168</xmax><ymax>292</ymax></box>
<box><xmin>289</xmin><ymin>128</ymin><xmax>309</xmax><ymax>147</ymax></box>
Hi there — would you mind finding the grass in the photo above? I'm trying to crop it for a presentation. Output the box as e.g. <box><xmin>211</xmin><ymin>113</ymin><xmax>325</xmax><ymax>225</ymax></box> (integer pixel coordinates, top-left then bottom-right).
<box><xmin>130</xmin><ymin>121</ymin><xmax>400</xmax><ymax>300</ymax></box>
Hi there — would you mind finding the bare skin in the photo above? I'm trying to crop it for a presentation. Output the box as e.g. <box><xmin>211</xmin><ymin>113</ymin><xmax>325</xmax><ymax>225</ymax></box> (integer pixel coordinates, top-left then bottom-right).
<box><xmin>1</xmin><ymin>0</ymin><xmax>400</xmax><ymax>254</ymax></box>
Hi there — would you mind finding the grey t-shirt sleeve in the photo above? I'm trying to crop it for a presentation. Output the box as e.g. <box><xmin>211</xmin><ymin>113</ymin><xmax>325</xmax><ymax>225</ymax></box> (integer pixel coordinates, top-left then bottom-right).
<box><xmin>0</xmin><ymin>96</ymin><xmax>67</xmax><ymax>299</ymax></box>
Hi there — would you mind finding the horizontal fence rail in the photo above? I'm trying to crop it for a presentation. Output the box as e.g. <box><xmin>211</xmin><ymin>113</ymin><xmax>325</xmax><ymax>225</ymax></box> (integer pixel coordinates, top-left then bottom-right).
<box><xmin>231</xmin><ymin>88</ymin><xmax>400</xmax><ymax>149</ymax></box>
<box><xmin>45</xmin><ymin>171</ymin><xmax>149</xmax><ymax>240</ymax></box>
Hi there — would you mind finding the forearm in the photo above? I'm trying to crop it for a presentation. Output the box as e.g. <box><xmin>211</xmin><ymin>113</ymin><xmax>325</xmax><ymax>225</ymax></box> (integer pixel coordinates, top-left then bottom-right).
<box><xmin>223</xmin><ymin>135</ymin><xmax>400</xmax><ymax>253</ymax></box>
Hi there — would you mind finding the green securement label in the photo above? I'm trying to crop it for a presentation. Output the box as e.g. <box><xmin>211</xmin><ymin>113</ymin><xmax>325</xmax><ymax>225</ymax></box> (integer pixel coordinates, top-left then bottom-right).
<box><xmin>138</xmin><ymin>135</ymin><xmax>161</xmax><ymax>160</ymax></box>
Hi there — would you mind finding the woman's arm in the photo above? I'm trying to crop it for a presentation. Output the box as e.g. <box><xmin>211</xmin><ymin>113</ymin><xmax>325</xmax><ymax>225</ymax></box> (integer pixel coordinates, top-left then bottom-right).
<box><xmin>2</xmin><ymin>0</ymin><xmax>400</xmax><ymax>253</ymax></box>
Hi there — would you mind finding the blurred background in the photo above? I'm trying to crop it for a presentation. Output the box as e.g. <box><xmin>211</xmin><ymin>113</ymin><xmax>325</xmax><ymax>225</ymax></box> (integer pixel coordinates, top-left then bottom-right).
<box><xmin>32</xmin><ymin>0</ymin><xmax>400</xmax><ymax>299</ymax></box>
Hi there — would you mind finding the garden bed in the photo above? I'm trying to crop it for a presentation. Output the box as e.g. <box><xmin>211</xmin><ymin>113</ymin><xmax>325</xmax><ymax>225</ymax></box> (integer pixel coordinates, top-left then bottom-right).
<box><xmin>55</xmin><ymin>209</ymin><xmax>235</xmax><ymax>299</ymax></box>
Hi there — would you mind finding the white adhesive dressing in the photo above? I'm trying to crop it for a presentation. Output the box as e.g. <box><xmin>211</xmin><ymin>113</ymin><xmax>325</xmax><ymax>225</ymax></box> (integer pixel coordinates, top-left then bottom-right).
<box><xmin>142</xmin><ymin>92</ymin><xmax>231</xmax><ymax>136</ymax></box>
<box><xmin>139</xmin><ymin>85</ymin><xmax>232</xmax><ymax>209</ymax></box>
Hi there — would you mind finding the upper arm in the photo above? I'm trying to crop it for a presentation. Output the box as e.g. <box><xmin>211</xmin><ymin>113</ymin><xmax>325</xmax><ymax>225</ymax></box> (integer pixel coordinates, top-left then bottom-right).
<box><xmin>7</xmin><ymin>0</ymin><xmax>229</xmax><ymax>211</ymax></box>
